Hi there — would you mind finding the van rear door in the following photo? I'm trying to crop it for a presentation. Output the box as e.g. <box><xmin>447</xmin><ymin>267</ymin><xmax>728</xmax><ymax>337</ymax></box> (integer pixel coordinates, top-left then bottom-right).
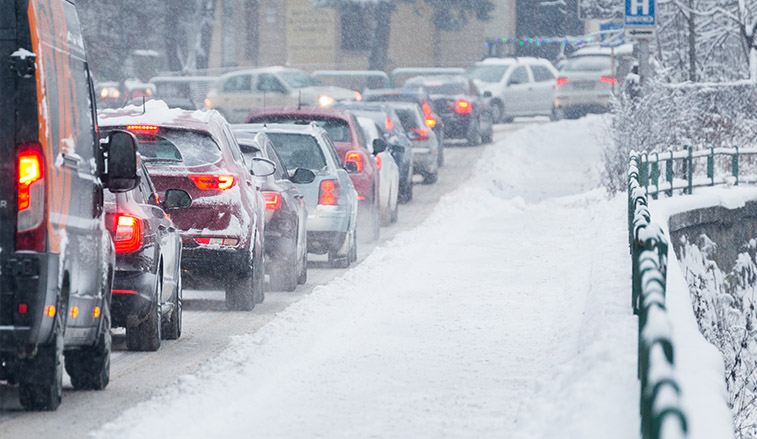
<box><xmin>0</xmin><ymin>2</ymin><xmax>17</xmax><ymax>292</ymax></box>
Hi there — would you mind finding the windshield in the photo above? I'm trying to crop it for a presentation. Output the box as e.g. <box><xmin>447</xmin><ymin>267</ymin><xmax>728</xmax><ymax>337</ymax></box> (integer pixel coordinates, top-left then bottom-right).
<box><xmin>265</xmin><ymin>133</ymin><xmax>328</xmax><ymax>172</ymax></box>
<box><xmin>108</xmin><ymin>128</ymin><xmax>222</xmax><ymax>167</ymax></box>
<box><xmin>395</xmin><ymin>108</ymin><xmax>421</xmax><ymax>130</ymax></box>
<box><xmin>563</xmin><ymin>56</ymin><xmax>613</xmax><ymax>72</ymax></box>
<box><xmin>278</xmin><ymin>70</ymin><xmax>322</xmax><ymax>88</ymax></box>
<box><xmin>465</xmin><ymin>65</ymin><xmax>510</xmax><ymax>83</ymax></box>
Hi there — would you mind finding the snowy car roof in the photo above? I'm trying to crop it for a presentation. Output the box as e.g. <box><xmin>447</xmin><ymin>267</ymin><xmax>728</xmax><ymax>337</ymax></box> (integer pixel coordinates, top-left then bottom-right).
<box><xmin>98</xmin><ymin>100</ymin><xmax>224</xmax><ymax>137</ymax></box>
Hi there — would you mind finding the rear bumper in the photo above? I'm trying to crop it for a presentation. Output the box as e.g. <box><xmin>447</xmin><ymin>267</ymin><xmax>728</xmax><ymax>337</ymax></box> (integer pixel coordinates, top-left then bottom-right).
<box><xmin>441</xmin><ymin>115</ymin><xmax>474</xmax><ymax>139</ymax></box>
<box><xmin>111</xmin><ymin>270</ymin><xmax>157</xmax><ymax>327</ymax></box>
<box><xmin>307</xmin><ymin>204</ymin><xmax>351</xmax><ymax>234</ymax></box>
<box><xmin>554</xmin><ymin>93</ymin><xmax>612</xmax><ymax>110</ymax></box>
<box><xmin>307</xmin><ymin>231</ymin><xmax>347</xmax><ymax>254</ymax></box>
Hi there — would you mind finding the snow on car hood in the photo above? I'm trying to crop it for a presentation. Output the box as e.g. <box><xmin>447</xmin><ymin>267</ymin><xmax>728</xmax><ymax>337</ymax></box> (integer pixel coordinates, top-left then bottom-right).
<box><xmin>298</xmin><ymin>86</ymin><xmax>356</xmax><ymax>101</ymax></box>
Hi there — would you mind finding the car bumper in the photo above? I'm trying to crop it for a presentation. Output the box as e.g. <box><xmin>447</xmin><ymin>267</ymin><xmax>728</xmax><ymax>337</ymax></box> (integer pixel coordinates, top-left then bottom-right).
<box><xmin>441</xmin><ymin>115</ymin><xmax>473</xmax><ymax>139</ymax></box>
<box><xmin>307</xmin><ymin>231</ymin><xmax>347</xmax><ymax>254</ymax></box>
<box><xmin>554</xmin><ymin>93</ymin><xmax>612</xmax><ymax>110</ymax></box>
<box><xmin>111</xmin><ymin>270</ymin><xmax>157</xmax><ymax>327</ymax></box>
<box><xmin>306</xmin><ymin>204</ymin><xmax>351</xmax><ymax>234</ymax></box>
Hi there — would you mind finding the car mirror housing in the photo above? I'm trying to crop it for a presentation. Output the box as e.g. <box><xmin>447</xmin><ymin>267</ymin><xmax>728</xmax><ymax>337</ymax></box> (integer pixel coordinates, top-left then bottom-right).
<box><xmin>372</xmin><ymin>138</ymin><xmax>388</xmax><ymax>155</ymax></box>
<box><xmin>250</xmin><ymin>157</ymin><xmax>276</xmax><ymax>177</ymax></box>
<box><xmin>104</xmin><ymin>130</ymin><xmax>139</xmax><ymax>193</ymax></box>
<box><xmin>290</xmin><ymin>167</ymin><xmax>316</xmax><ymax>184</ymax></box>
<box><xmin>162</xmin><ymin>189</ymin><xmax>193</xmax><ymax>210</ymax></box>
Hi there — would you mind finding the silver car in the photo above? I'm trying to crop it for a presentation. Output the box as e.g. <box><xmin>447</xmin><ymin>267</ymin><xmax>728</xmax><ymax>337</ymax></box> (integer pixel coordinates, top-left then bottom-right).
<box><xmin>382</xmin><ymin>101</ymin><xmax>440</xmax><ymax>184</ymax></box>
<box><xmin>232</xmin><ymin>123</ymin><xmax>359</xmax><ymax>268</ymax></box>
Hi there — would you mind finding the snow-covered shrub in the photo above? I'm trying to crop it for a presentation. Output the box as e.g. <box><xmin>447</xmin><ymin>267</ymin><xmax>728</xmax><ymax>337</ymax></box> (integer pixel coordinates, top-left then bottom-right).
<box><xmin>603</xmin><ymin>81</ymin><xmax>757</xmax><ymax>194</ymax></box>
<box><xmin>679</xmin><ymin>235</ymin><xmax>757</xmax><ymax>438</ymax></box>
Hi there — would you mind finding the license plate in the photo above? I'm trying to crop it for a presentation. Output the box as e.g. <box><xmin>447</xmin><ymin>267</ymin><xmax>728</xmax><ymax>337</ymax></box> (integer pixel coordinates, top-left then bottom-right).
<box><xmin>574</xmin><ymin>81</ymin><xmax>596</xmax><ymax>90</ymax></box>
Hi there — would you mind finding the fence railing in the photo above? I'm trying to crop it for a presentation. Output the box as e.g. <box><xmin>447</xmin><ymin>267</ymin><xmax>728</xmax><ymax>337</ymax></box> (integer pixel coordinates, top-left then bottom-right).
<box><xmin>638</xmin><ymin>147</ymin><xmax>757</xmax><ymax>198</ymax></box>
<box><xmin>628</xmin><ymin>153</ymin><xmax>689</xmax><ymax>439</ymax></box>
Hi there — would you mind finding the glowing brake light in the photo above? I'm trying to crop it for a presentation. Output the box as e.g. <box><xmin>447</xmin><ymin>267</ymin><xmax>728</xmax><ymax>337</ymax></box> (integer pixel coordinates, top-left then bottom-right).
<box><xmin>126</xmin><ymin>125</ymin><xmax>159</xmax><ymax>133</ymax></box>
<box><xmin>600</xmin><ymin>76</ymin><xmax>618</xmax><ymax>84</ymax></box>
<box><xmin>345</xmin><ymin>151</ymin><xmax>364</xmax><ymax>173</ymax></box>
<box><xmin>115</xmin><ymin>215</ymin><xmax>142</xmax><ymax>253</ymax></box>
<box><xmin>425</xmin><ymin>116</ymin><xmax>437</xmax><ymax>128</ymax></box>
<box><xmin>409</xmin><ymin>128</ymin><xmax>429</xmax><ymax>141</ymax></box>
<box><xmin>455</xmin><ymin>100</ymin><xmax>472</xmax><ymax>114</ymax></box>
<box><xmin>385</xmin><ymin>117</ymin><xmax>394</xmax><ymax>131</ymax></box>
<box><xmin>263</xmin><ymin>192</ymin><xmax>282</xmax><ymax>210</ymax></box>
<box><xmin>190</xmin><ymin>175</ymin><xmax>236</xmax><ymax>190</ymax></box>
<box><xmin>17</xmin><ymin>145</ymin><xmax>46</xmax><ymax>252</ymax></box>
<box><xmin>375</xmin><ymin>155</ymin><xmax>382</xmax><ymax>170</ymax></box>
<box><xmin>422</xmin><ymin>102</ymin><xmax>432</xmax><ymax>115</ymax></box>
<box><xmin>556</xmin><ymin>77</ymin><xmax>569</xmax><ymax>87</ymax></box>
<box><xmin>319</xmin><ymin>179</ymin><xmax>339</xmax><ymax>205</ymax></box>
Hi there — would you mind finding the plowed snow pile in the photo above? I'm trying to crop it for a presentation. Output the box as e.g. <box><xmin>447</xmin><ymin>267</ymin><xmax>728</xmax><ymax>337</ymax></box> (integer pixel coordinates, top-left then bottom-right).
<box><xmin>94</xmin><ymin>116</ymin><xmax>638</xmax><ymax>439</ymax></box>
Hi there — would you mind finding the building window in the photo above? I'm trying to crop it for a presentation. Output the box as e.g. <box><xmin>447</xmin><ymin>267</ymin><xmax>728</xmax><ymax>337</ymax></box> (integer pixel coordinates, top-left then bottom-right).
<box><xmin>341</xmin><ymin>5</ymin><xmax>371</xmax><ymax>51</ymax></box>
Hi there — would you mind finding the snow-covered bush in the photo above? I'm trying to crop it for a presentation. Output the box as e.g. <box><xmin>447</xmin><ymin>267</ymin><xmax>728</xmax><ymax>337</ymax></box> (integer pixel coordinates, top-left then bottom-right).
<box><xmin>603</xmin><ymin>81</ymin><xmax>757</xmax><ymax>194</ymax></box>
<box><xmin>679</xmin><ymin>235</ymin><xmax>757</xmax><ymax>438</ymax></box>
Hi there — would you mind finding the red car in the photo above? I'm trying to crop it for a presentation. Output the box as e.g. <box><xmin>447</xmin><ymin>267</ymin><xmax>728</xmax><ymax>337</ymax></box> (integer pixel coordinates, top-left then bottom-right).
<box><xmin>246</xmin><ymin>107</ymin><xmax>381</xmax><ymax>241</ymax></box>
<box><xmin>100</xmin><ymin>102</ymin><xmax>275</xmax><ymax>311</ymax></box>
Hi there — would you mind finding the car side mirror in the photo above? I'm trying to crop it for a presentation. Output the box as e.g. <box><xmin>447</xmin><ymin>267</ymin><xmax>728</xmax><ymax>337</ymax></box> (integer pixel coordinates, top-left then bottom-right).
<box><xmin>250</xmin><ymin>157</ymin><xmax>276</xmax><ymax>177</ymax></box>
<box><xmin>344</xmin><ymin>161</ymin><xmax>359</xmax><ymax>173</ymax></box>
<box><xmin>290</xmin><ymin>167</ymin><xmax>316</xmax><ymax>184</ymax></box>
<box><xmin>406</xmin><ymin>130</ymin><xmax>420</xmax><ymax>141</ymax></box>
<box><xmin>483</xmin><ymin>91</ymin><xmax>492</xmax><ymax>98</ymax></box>
<box><xmin>104</xmin><ymin>130</ymin><xmax>139</xmax><ymax>193</ymax></box>
<box><xmin>162</xmin><ymin>189</ymin><xmax>192</xmax><ymax>210</ymax></box>
<box><xmin>392</xmin><ymin>144</ymin><xmax>406</xmax><ymax>155</ymax></box>
<box><xmin>372</xmin><ymin>138</ymin><xmax>388</xmax><ymax>155</ymax></box>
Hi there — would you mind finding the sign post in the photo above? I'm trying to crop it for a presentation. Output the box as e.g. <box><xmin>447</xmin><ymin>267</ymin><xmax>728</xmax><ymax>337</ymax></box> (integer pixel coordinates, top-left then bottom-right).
<box><xmin>625</xmin><ymin>0</ymin><xmax>656</xmax><ymax>89</ymax></box>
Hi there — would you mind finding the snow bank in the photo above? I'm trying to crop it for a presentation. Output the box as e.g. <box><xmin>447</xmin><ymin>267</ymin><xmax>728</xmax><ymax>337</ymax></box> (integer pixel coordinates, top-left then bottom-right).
<box><xmin>92</xmin><ymin>116</ymin><xmax>639</xmax><ymax>439</ymax></box>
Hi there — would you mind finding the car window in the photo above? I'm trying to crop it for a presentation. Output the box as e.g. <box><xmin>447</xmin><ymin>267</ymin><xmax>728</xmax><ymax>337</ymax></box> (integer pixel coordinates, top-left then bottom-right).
<box><xmin>563</xmin><ymin>56</ymin><xmax>612</xmax><ymax>72</ymax></box>
<box><xmin>278</xmin><ymin>70</ymin><xmax>322</xmax><ymax>88</ymax></box>
<box><xmin>321</xmin><ymin>134</ymin><xmax>343</xmax><ymax>166</ymax></box>
<box><xmin>264</xmin><ymin>139</ymin><xmax>288</xmax><ymax>179</ymax></box>
<box><xmin>404</xmin><ymin>80</ymin><xmax>468</xmax><ymax>95</ymax></box>
<box><xmin>395</xmin><ymin>108</ymin><xmax>421</xmax><ymax>130</ymax></box>
<box><xmin>352</xmin><ymin>114</ymin><xmax>368</xmax><ymax>146</ymax></box>
<box><xmin>115</xmin><ymin>128</ymin><xmax>222</xmax><ymax>167</ymax></box>
<box><xmin>507</xmin><ymin>66</ymin><xmax>529</xmax><ymax>85</ymax></box>
<box><xmin>257</xmin><ymin>74</ymin><xmax>287</xmax><ymax>94</ymax></box>
<box><xmin>465</xmin><ymin>64</ymin><xmax>510</xmax><ymax>83</ymax></box>
<box><xmin>531</xmin><ymin>65</ymin><xmax>556</xmax><ymax>82</ymax></box>
<box><xmin>265</xmin><ymin>133</ymin><xmax>328</xmax><ymax>172</ymax></box>
<box><xmin>223</xmin><ymin>74</ymin><xmax>253</xmax><ymax>93</ymax></box>
<box><xmin>246</xmin><ymin>115</ymin><xmax>353</xmax><ymax>143</ymax></box>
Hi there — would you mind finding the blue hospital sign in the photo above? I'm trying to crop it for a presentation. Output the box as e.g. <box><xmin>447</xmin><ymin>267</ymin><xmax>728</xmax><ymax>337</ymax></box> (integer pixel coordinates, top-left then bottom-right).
<box><xmin>625</xmin><ymin>0</ymin><xmax>655</xmax><ymax>27</ymax></box>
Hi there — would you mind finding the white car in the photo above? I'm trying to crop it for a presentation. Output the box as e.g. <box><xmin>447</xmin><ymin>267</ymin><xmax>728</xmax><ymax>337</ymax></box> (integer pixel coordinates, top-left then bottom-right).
<box><xmin>465</xmin><ymin>57</ymin><xmax>558</xmax><ymax>122</ymax></box>
<box><xmin>356</xmin><ymin>117</ymin><xmax>400</xmax><ymax>225</ymax></box>
<box><xmin>204</xmin><ymin>66</ymin><xmax>360</xmax><ymax>123</ymax></box>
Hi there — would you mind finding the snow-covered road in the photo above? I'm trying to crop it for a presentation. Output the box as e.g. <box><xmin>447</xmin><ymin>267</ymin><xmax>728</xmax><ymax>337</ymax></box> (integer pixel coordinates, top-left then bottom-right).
<box><xmin>94</xmin><ymin>116</ymin><xmax>640</xmax><ymax>439</ymax></box>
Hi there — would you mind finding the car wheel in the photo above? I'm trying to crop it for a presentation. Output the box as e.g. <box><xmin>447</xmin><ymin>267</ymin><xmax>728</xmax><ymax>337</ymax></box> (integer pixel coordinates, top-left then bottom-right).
<box><xmin>162</xmin><ymin>273</ymin><xmax>182</xmax><ymax>340</ymax></box>
<box><xmin>491</xmin><ymin>100</ymin><xmax>504</xmax><ymax>123</ymax></box>
<box><xmin>271</xmin><ymin>242</ymin><xmax>297</xmax><ymax>292</ymax></box>
<box><xmin>19</xmin><ymin>320</ymin><xmax>63</xmax><ymax>410</ymax></box>
<box><xmin>297</xmin><ymin>246</ymin><xmax>308</xmax><ymax>285</ymax></box>
<box><xmin>380</xmin><ymin>195</ymin><xmax>392</xmax><ymax>226</ymax></box>
<box><xmin>467</xmin><ymin>118</ymin><xmax>482</xmax><ymax>146</ymax></box>
<box><xmin>348</xmin><ymin>228</ymin><xmax>358</xmax><ymax>263</ymax></box>
<box><xmin>399</xmin><ymin>176</ymin><xmax>413</xmax><ymax>203</ymax></box>
<box><xmin>437</xmin><ymin>144</ymin><xmax>445</xmax><ymax>167</ymax></box>
<box><xmin>126</xmin><ymin>273</ymin><xmax>162</xmax><ymax>351</ymax></box>
<box><xmin>65</xmin><ymin>304</ymin><xmax>111</xmax><ymax>390</ymax></box>
<box><xmin>423</xmin><ymin>170</ymin><xmax>438</xmax><ymax>184</ymax></box>
<box><xmin>551</xmin><ymin>106</ymin><xmax>560</xmax><ymax>121</ymax></box>
<box><xmin>253</xmin><ymin>250</ymin><xmax>265</xmax><ymax>304</ymax></box>
<box><xmin>226</xmin><ymin>269</ymin><xmax>255</xmax><ymax>311</ymax></box>
<box><xmin>329</xmin><ymin>230</ymin><xmax>351</xmax><ymax>269</ymax></box>
<box><xmin>390</xmin><ymin>194</ymin><xmax>399</xmax><ymax>223</ymax></box>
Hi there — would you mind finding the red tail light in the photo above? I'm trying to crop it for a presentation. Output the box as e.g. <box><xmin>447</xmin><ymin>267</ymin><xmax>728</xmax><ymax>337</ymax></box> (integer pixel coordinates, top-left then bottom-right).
<box><xmin>409</xmin><ymin>128</ymin><xmax>429</xmax><ymax>141</ymax></box>
<box><xmin>556</xmin><ymin>77</ymin><xmax>569</xmax><ymax>87</ymax></box>
<box><xmin>600</xmin><ymin>76</ymin><xmax>618</xmax><ymax>84</ymax></box>
<box><xmin>263</xmin><ymin>192</ymin><xmax>282</xmax><ymax>210</ymax></box>
<box><xmin>425</xmin><ymin>116</ymin><xmax>437</xmax><ymax>128</ymax></box>
<box><xmin>190</xmin><ymin>175</ymin><xmax>236</xmax><ymax>191</ymax></box>
<box><xmin>455</xmin><ymin>100</ymin><xmax>472</xmax><ymax>114</ymax></box>
<box><xmin>385</xmin><ymin>117</ymin><xmax>394</xmax><ymax>131</ymax></box>
<box><xmin>422</xmin><ymin>102</ymin><xmax>432</xmax><ymax>115</ymax></box>
<box><xmin>17</xmin><ymin>144</ymin><xmax>46</xmax><ymax>252</ymax></box>
<box><xmin>115</xmin><ymin>215</ymin><xmax>142</xmax><ymax>253</ymax></box>
<box><xmin>375</xmin><ymin>155</ymin><xmax>382</xmax><ymax>170</ymax></box>
<box><xmin>126</xmin><ymin>125</ymin><xmax>159</xmax><ymax>133</ymax></box>
<box><xmin>319</xmin><ymin>179</ymin><xmax>340</xmax><ymax>205</ymax></box>
<box><xmin>345</xmin><ymin>152</ymin><xmax>364</xmax><ymax>173</ymax></box>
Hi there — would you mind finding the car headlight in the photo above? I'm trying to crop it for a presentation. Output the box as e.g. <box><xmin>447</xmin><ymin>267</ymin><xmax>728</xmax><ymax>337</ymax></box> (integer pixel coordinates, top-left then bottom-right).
<box><xmin>354</xmin><ymin>91</ymin><xmax>362</xmax><ymax>101</ymax></box>
<box><xmin>318</xmin><ymin>95</ymin><xmax>335</xmax><ymax>107</ymax></box>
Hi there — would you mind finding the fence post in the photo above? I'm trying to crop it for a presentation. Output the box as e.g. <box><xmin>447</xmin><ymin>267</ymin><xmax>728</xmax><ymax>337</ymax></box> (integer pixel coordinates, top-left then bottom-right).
<box><xmin>665</xmin><ymin>150</ymin><xmax>674</xmax><ymax>197</ymax></box>
<box><xmin>733</xmin><ymin>146</ymin><xmax>739</xmax><ymax>185</ymax></box>
<box><xmin>651</xmin><ymin>152</ymin><xmax>659</xmax><ymax>200</ymax></box>
<box><xmin>707</xmin><ymin>146</ymin><xmax>714</xmax><ymax>186</ymax></box>
<box><xmin>641</xmin><ymin>153</ymin><xmax>649</xmax><ymax>194</ymax></box>
<box><xmin>686</xmin><ymin>145</ymin><xmax>693</xmax><ymax>195</ymax></box>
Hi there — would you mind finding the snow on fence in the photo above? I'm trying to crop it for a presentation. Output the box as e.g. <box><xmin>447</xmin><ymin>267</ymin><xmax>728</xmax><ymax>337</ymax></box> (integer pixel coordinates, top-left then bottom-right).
<box><xmin>637</xmin><ymin>147</ymin><xmax>757</xmax><ymax>198</ymax></box>
<box><xmin>628</xmin><ymin>154</ymin><xmax>689</xmax><ymax>439</ymax></box>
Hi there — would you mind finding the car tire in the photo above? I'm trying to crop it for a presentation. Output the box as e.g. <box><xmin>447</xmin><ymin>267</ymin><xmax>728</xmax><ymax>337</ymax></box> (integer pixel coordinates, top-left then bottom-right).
<box><xmin>271</xmin><ymin>243</ymin><xmax>297</xmax><ymax>292</ymax></box>
<box><xmin>329</xmin><ymin>230</ymin><xmax>351</xmax><ymax>269</ymax></box>
<box><xmin>390</xmin><ymin>192</ymin><xmax>399</xmax><ymax>224</ymax></box>
<box><xmin>19</xmin><ymin>323</ymin><xmax>63</xmax><ymax>410</ymax></box>
<box><xmin>65</xmin><ymin>304</ymin><xmax>111</xmax><ymax>390</ymax></box>
<box><xmin>126</xmin><ymin>274</ymin><xmax>162</xmax><ymax>351</ymax></box>
<box><xmin>491</xmin><ymin>100</ymin><xmax>504</xmax><ymax>123</ymax></box>
<box><xmin>162</xmin><ymin>274</ymin><xmax>182</xmax><ymax>340</ymax></box>
<box><xmin>423</xmin><ymin>170</ymin><xmax>438</xmax><ymax>184</ymax></box>
<box><xmin>348</xmin><ymin>228</ymin><xmax>358</xmax><ymax>263</ymax></box>
<box><xmin>399</xmin><ymin>176</ymin><xmax>413</xmax><ymax>203</ymax></box>
<box><xmin>226</xmin><ymin>271</ymin><xmax>255</xmax><ymax>311</ymax></box>
<box><xmin>467</xmin><ymin>118</ymin><xmax>482</xmax><ymax>146</ymax></box>
<box><xmin>551</xmin><ymin>106</ymin><xmax>560</xmax><ymax>121</ymax></box>
<box><xmin>297</xmin><ymin>247</ymin><xmax>308</xmax><ymax>285</ymax></box>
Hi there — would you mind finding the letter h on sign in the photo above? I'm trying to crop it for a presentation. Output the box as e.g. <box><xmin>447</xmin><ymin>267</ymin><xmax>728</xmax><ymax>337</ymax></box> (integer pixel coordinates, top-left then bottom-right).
<box><xmin>630</xmin><ymin>0</ymin><xmax>649</xmax><ymax>15</ymax></box>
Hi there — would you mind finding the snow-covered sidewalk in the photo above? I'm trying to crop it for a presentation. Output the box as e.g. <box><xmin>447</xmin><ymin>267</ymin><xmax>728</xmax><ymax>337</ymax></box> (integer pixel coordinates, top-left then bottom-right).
<box><xmin>94</xmin><ymin>117</ymin><xmax>639</xmax><ymax>439</ymax></box>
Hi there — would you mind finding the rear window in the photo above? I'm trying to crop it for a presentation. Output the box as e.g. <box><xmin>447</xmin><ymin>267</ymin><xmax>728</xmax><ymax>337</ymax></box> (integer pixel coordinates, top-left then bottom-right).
<box><xmin>563</xmin><ymin>56</ymin><xmax>612</xmax><ymax>72</ymax></box>
<box><xmin>247</xmin><ymin>115</ymin><xmax>353</xmax><ymax>143</ymax></box>
<box><xmin>404</xmin><ymin>80</ymin><xmax>468</xmax><ymax>95</ymax></box>
<box><xmin>465</xmin><ymin>65</ymin><xmax>510</xmax><ymax>83</ymax></box>
<box><xmin>265</xmin><ymin>133</ymin><xmax>328</xmax><ymax>172</ymax></box>
<box><xmin>108</xmin><ymin>128</ymin><xmax>222</xmax><ymax>167</ymax></box>
<box><xmin>395</xmin><ymin>109</ymin><xmax>421</xmax><ymax>130</ymax></box>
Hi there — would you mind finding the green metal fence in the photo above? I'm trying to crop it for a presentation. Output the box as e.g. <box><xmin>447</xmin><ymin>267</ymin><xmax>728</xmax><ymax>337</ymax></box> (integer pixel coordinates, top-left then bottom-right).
<box><xmin>638</xmin><ymin>147</ymin><xmax>757</xmax><ymax>198</ymax></box>
<box><xmin>628</xmin><ymin>153</ymin><xmax>689</xmax><ymax>439</ymax></box>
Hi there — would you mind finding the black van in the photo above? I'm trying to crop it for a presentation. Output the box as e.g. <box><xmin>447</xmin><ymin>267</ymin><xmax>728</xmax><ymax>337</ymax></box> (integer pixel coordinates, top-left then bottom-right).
<box><xmin>0</xmin><ymin>0</ymin><xmax>139</xmax><ymax>410</ymax></box>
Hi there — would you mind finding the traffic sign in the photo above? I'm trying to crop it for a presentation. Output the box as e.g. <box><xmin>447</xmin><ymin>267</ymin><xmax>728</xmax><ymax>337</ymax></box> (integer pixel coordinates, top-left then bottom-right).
<box><xmin>625</xmin><ymin>0</ymin><xmax>655</xmax><ymax>27</ymax></box>
<box><xmin>625</xmin><ymin>27</ymin><xmax>655</xmax><ymax>39</ymax></box>
<box><xmin>600</xmin><ymin>22</ymin><xmax>624</xmax><ymax>48</ymax></box>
